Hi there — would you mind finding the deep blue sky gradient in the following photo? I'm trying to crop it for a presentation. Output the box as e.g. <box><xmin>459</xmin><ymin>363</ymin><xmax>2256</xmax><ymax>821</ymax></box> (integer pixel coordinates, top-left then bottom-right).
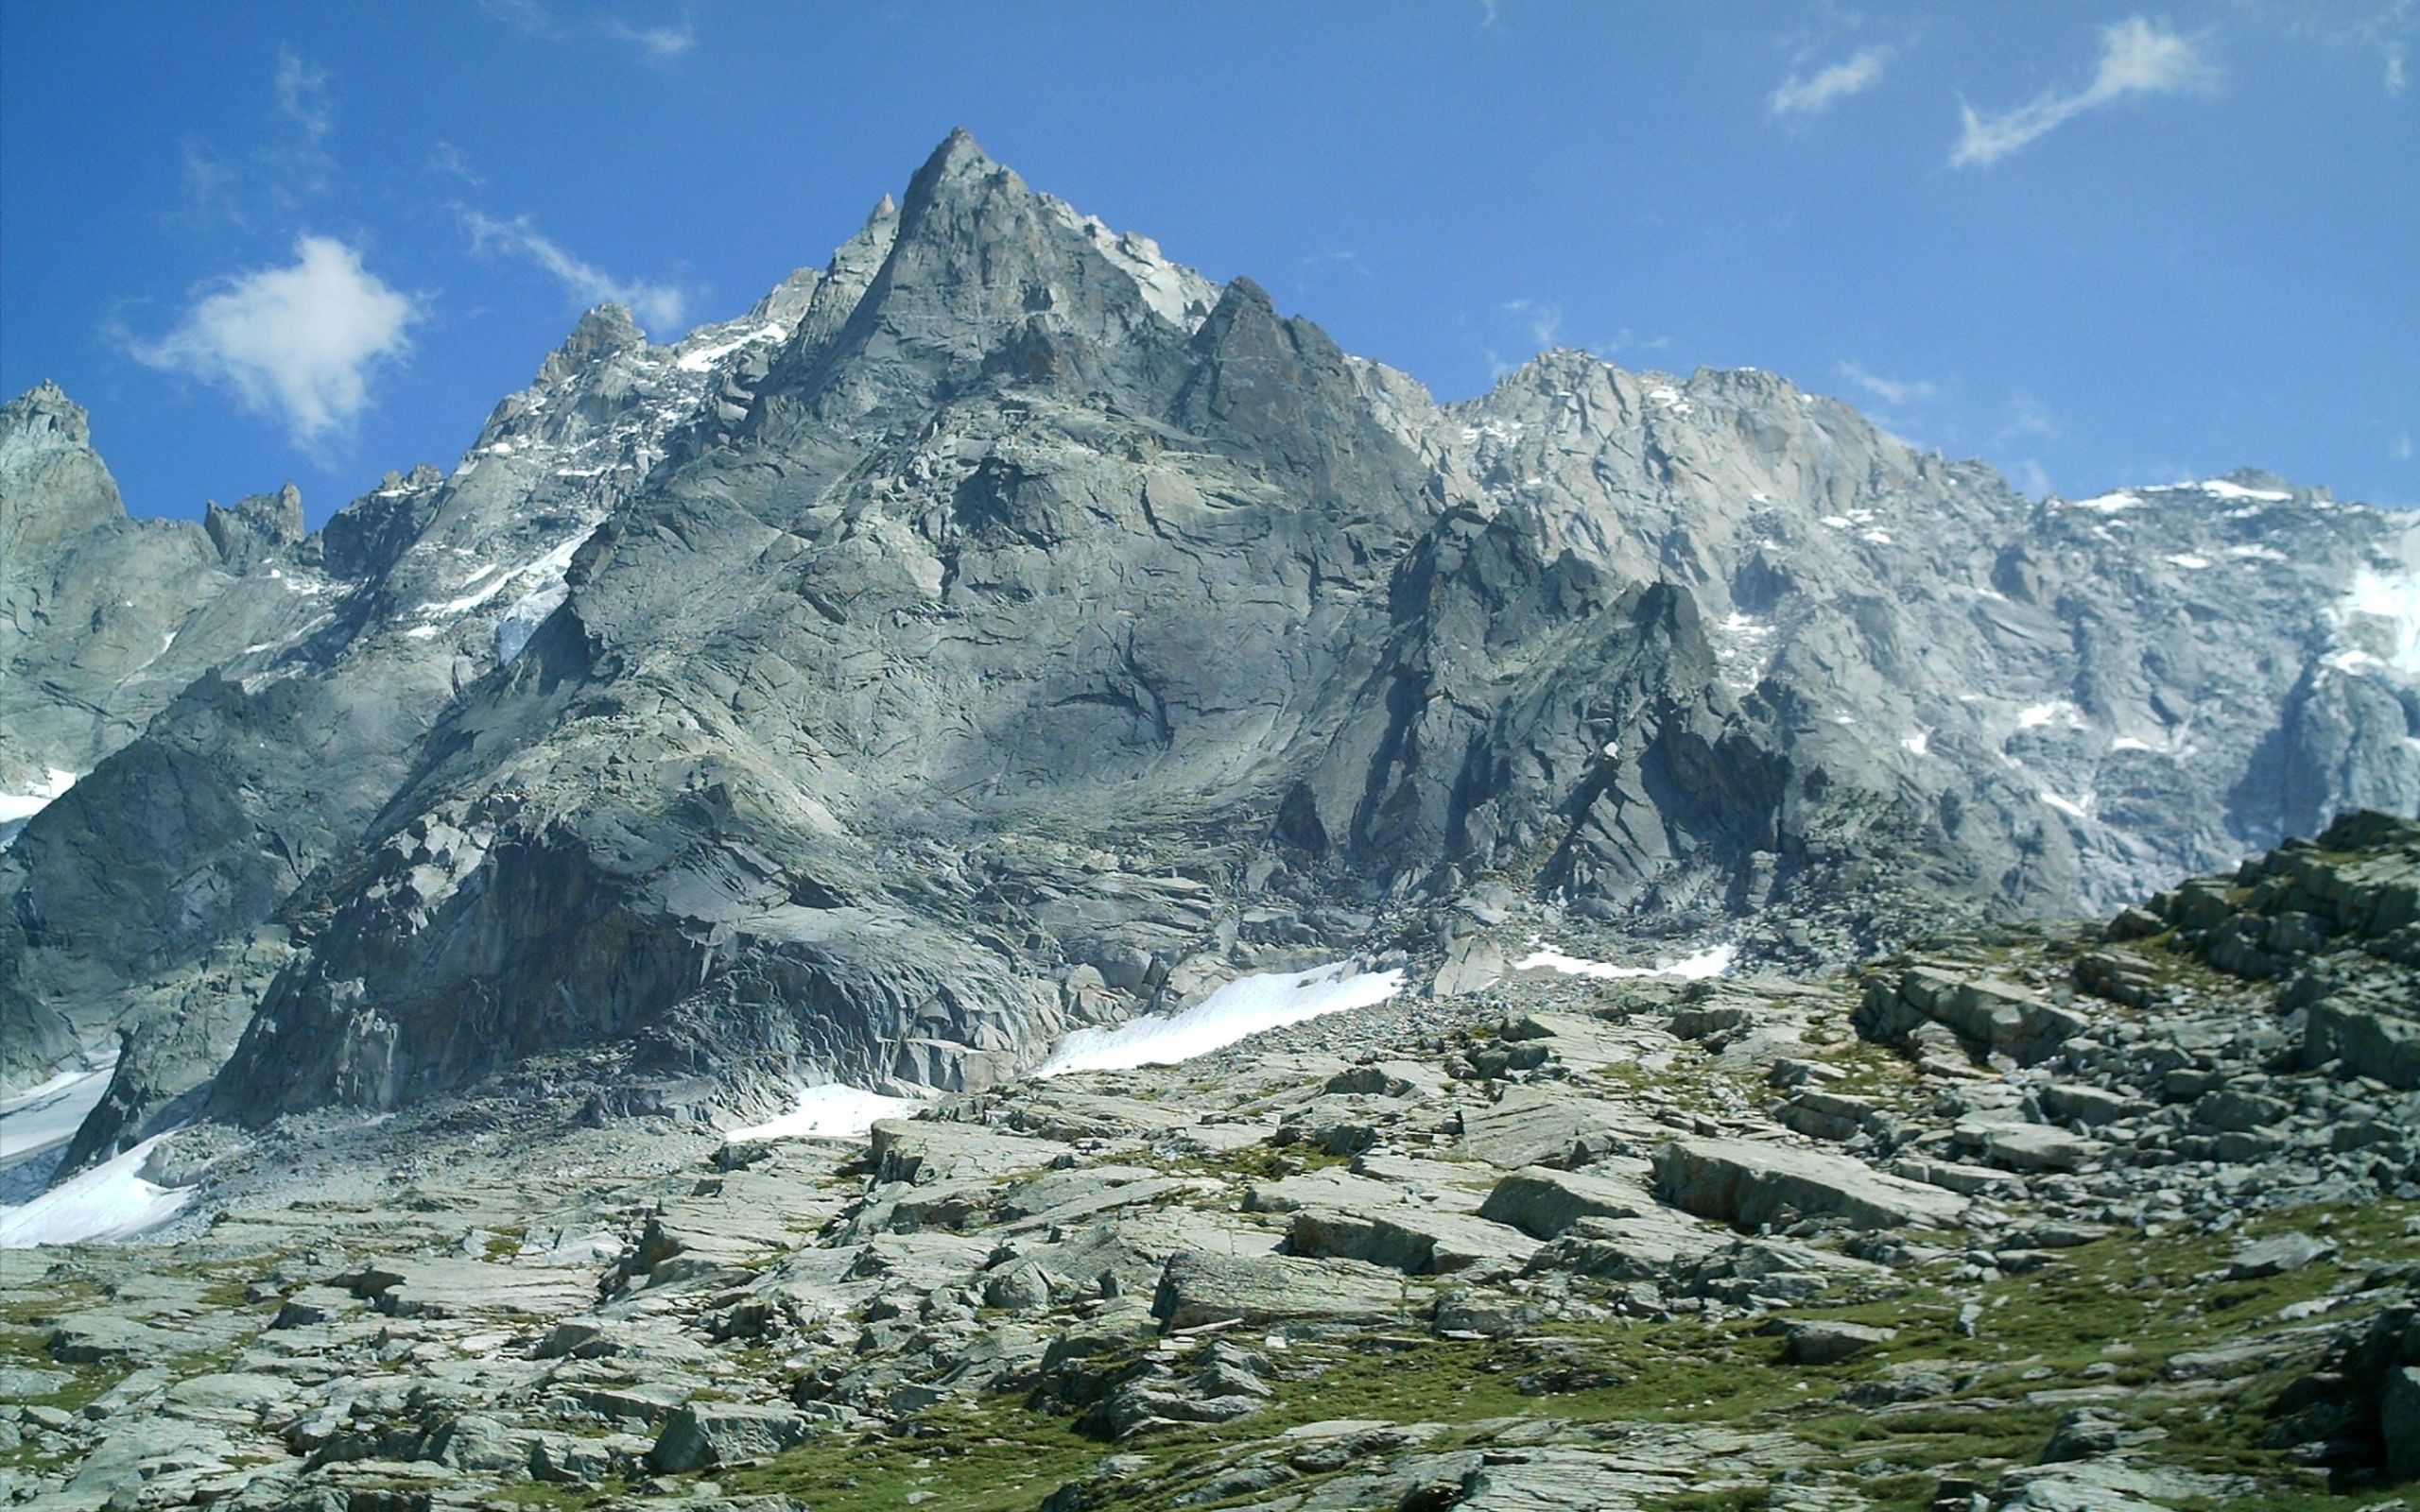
<box><xmin>3</xmin><ymin>2</ymin><xmax>2412</xmax><ymax>526</ymax></box>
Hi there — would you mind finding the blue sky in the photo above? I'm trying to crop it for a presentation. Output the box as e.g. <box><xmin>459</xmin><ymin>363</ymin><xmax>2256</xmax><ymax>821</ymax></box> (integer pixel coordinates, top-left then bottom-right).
<box><xmin>3</xmin><ymin>2</ymin><xmax>2413</xmax><ymax>527</ymax></box>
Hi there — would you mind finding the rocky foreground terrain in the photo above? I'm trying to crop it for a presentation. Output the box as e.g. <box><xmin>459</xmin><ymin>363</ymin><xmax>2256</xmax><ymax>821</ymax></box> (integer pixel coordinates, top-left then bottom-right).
<box><xmin>6</xmin><ymin>812</ymin><xmax>2416</xmax><ymax>1511</ymax></box>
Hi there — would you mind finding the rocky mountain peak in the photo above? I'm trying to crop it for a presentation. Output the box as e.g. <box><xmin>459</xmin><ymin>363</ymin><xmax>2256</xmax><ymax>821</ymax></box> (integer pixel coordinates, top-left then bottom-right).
<box><xmin>0</xmin><ymin>380</ymin><xmax>127</xmax><ymax>552</ymax></box>
<box><xmin>535</xmin><ymin>303</ymin><xmax>648</xmax><ymax>387</ymax></box>
<box><xmin>3</xmin><ymin>136</ymin><xmax>2416</xmax><ymax>1244</ymax></box>
<box><xmin>201</xmin><ymin>483</ymin><xmax>304</xmax><ymax>568</ymax></box>
<box><xmin>2</xmin><ymin>377</ymin><xmax>92</xmax><ymax>447</ymax></box>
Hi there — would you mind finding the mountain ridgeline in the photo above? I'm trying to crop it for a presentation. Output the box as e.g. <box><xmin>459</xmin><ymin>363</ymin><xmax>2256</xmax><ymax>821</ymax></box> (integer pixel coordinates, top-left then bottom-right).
<box><xmin>4</xmin><ymin>130</ymin><xmax>2416</xmax><ymax>1171</ymax></box>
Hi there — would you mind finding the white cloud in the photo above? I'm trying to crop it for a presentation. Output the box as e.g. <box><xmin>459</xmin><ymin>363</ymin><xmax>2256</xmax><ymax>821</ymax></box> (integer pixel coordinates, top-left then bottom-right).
<box><xmin>1952</xmin><ymin>17</ymin><xmax>2221</xmax><ymax>168</ymax></box>
<box><xmin>605</xmin><ymin>19</ymin><xmax>695</xmax><ymax>63</ymax></box>
<box><xmin>1770</xmin><ymin>45</ymin><xmax>1893</xmax><ymax>117</ymax></box>
<box><xmin>460</xmin><ymin>210</ymin><xmax>688</xmax><ymax>335</ymax></box>
<box><xmin>2391</xmin><ymin>42</ymin><xmax>2410</xmax><ymax>93</ymax></box>
<box><xmin>1836</xmin><ymin>361</ymin><xmax>1937</xmax><ymax>407</ymax></box>
<box><xmin>2395</xmin><ymin>430</ymin><xmax>2415</xmax><ymax>463</ymax></box>
<box><xmin>128</xmin><ymin>236</ymin><xmax>420</xmax><ymax>451</ymax></box>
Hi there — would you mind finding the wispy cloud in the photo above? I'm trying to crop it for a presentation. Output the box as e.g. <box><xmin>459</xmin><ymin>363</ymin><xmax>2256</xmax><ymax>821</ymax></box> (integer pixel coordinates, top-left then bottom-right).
<box><xmin>460</xmin><ymin>209</ymin><xmax>688</xmax><ymax>335</ymax></box>
<box><xmin>1500</xmin><ymin>298</ymin><xmax>1564</xmax><ymax>347</ymax></box>
<box><xmin>2266</xmin><ymin>0</ymin><xmax>2413</xmax><ymax>96</ymax></box>
<box><xmin>2395</xmin><ymin>429</ymin><xmax>2415</xmax><ymax>463</ymax></box>
<box><xmin>182</xmin><ymin>46</ymin><xmax>339</xmax><ymax>225</ymax></box>
<box><xmin>1836</xmin><ymin>361</ymin><xmax>1937</xmax><ymax>408</ymax></box>
<box><xmin>1770</xmin><ymin>45</ymin><xmax>1893</xmax><ymax>117</ymax></box>
<box><xmin>605</xmin><ymin>18</ymin><xmax>695</xmax><ymax>63</ymax></box>
<box><xmin>125</xmin><ymin>236</ymin><xmax>421</xmax><ymax>452</ymax></box>
<box><xmin>483</xmin><ymin>1</ymin><xmax>699</xmax><ymax>66</ymax></box>
<box><xmin>425</xmin><ymin>141</ymin><xmax>484</xmax><ymax>187</ymax></box>
<box><xmin>1992</xmin><ymin>393</ymin><xmax>2059</xmax><ymax>454</ymax></box>
<box><xmin>1953</xmin><ymin>17</ymin><xmax>2221</xmax><ymax>168</ymax></box>
<box><xmin>1296</xmin><ymin>249</ymin><xmax>1370</xmax><ymax>286</ymax></box>
<box><xmin>273</xmin><ymin>46</ymin><xmax>332</xmax><ymax>143</ymax></box>
<box><xmin>1591</xmin><ymin>328</ymin><xmax>1670</xmax><ymax>360</ymax></box>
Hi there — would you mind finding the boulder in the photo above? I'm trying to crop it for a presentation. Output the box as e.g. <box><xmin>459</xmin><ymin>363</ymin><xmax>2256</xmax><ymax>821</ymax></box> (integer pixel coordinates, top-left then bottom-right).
<box><xmin>1779</xmin><ymin>1319</ymin><xmax>1894</xmax><ymax>1366</ymax></box>
<box><xmin>2301</xmin><ymin>998</ymin><xmax>2420</xmax><ymax>1089</ymax></box>
<box><xmin>1286</xmin><ymin>1206</ymin><xmax>1538</xmax><ymax>1275</ymax></box>
<box><xmin>1651</xmin><ymin>1137</ymin><xmax>1966</xmax><ymax>1231</ymax></box>
<box><xmin>647</xmin><ymin>1401</ymin><xmax>815</xmax><ymax>1473</ymax></box>
<box><xmin>1150</xmin><ymin>1250</ymin><xmax>1414</xmax><ymax>1331</ymax></box>
<box><xmin>1477</xmin><ymin>1165</ymin><xmax>1655</xmax><ymax>1239</ymax></box>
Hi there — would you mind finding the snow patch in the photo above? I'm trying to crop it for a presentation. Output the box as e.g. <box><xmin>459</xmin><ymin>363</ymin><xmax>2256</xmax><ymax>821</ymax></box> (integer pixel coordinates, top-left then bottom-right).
<box><xmin>675</xmin><ymin>321</ymin><xmax>789</xmax><ymax>372</ymax></box>
<box><xmin>2164</xmin><ymin>553</ymin><xmax>2211</xmax><ymax>570</ymax></box>
<box><xmin>1712</xmin><ymin>611</ymin><xmax>1775</xmax><ymax>693</ymax></box>
<box><xmin>2017</xmin><ymin>700</ymin><xmax>2086</xmax><ymax>731</ymax></box>
<box><xmin>2328</xmin><ymin>545</ymin><xmax>2420</xmax><ymax>679</ymax></box>
<box><xmin>1039</xmin><ymin>963</ymin><xmax>1406</xmax><ymax>1076</ymax></box>
<box><xmin>2039</xmin><ymin>787</ymin><xmax>2096</xmax><ymax>823</ymax></box>
<box><xmin>495</xmin><ymin>581</ymin><xmax>570</xmax><ymax>663</ymax></box>
<box><xmin>0</xmin><ymin>1062</ymin><xmax>115</xmax><ymax>1170</ymax></box>
<box><xmin>725</xmin><ymin>1084</ymin><xmax>929</xmax><ymax>1143</ymax></box>
<box><xmin>1515</xmin><ymin>943</ymin><xmax>1737</xmax><ymax>981</ymax></box>
<box><xmin>1900</xmin><ymin>729</ymin><xmax>1931</xmax><ymax>757</ymax></box>
<box><xmin>0</xmin><ymin>768</ymin><xmax>79</xmax><ymax>850</ymax></box>
<box><xmin>0</xmin><ymin>1133</ymin><xmax>193</xmax><ymax>1247</ymax></box>
<box><xmin>2189</xmin><ymin>479</ymin><xmax>2291</xmax><ymax>503</ymax></box>
<box><xmin>2068</xmin><ymin>491</ymin><xmax>2140</xmax><ymax>513</ymax></box>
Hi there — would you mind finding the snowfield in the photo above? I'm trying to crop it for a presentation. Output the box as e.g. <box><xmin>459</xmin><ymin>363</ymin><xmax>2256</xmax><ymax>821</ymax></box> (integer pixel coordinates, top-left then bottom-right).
<box><xmin>725</xmin><ymin>1084</ymin><xmax>931</xmax><ymax>1143</ymax></box>
<box><xmin>1514</xmin><ymin>943</ymin><xmax>1737</xmax><ymax>980</ymax></box>
<box><xmin>0</xmin><ymin>766</ymin><xmax>79</xmax><ymax>850</ymax></box>
<box><xmin>0</xmin><ymin>1133</ymin><xmax>193</xmax><ymax>1248</ymax></box>
<box><xmin>1039</xmin><ymin>962</ymin><xmax>1408</xmax><ymax>1077</ymax></box>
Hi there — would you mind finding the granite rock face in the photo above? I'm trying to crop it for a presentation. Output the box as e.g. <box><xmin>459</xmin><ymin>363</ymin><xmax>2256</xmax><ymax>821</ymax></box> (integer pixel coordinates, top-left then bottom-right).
<box><xmin>4</xmin><ymin>129</ymin><xmax>2417</xmax><ymax>1165</ymax></box>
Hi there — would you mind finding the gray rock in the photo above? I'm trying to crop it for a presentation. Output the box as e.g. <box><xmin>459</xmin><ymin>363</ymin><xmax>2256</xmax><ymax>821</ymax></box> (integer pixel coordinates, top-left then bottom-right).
<box><xmin>1150</xmin><ymin>1249</ymin><xmax>1415</xmax><ymax>1330</ymax></box>
<box><xmin>648</xmin><ymin>1402</ymin><xmax>815</xmax><ymax>1473</ymax></box>
<box><xmin>2385</xmin><ymin>1364</ymin><xmax>2420</xmax><ymax>1483</ymax></box>
<box><xmin>2223</xmin><ymin>1231</ymin><xmax>2337</xmax><ymax>1280</ymax></box>
<box><xmin>1475</xmin><ymin>1165</ymin><xmax>1654</xmax><ymax>1239</ymax></box>
<box><xmin>1285</xmin><ymin>1205</ymin><xmax>1538</xmax><ymax>1275</ymax></box>
<box><xmin>1652</xmin><ymin>1136</ymin><xmax>1968</xmax><ymax>1231</ymax></box>
<box><xmin>1778</xmin><ymin>1318</ymin><xmax>1894</xmax><ymax>1366</ymax></box>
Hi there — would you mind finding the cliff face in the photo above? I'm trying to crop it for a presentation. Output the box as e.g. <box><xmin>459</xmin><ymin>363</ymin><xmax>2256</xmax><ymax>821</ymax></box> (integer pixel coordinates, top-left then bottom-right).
<box><xmin>4</xmin><ymin>131</ymin><xmax>2415</xmax><ymax>1162</ymax></box>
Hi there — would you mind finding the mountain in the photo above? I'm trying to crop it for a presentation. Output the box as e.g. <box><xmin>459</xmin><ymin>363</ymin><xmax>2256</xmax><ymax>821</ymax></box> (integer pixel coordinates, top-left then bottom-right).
<box><xmin>3</xmin><ymin>129</ymin><xmax>2416</xmax><ymax>1177</ymax></box>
